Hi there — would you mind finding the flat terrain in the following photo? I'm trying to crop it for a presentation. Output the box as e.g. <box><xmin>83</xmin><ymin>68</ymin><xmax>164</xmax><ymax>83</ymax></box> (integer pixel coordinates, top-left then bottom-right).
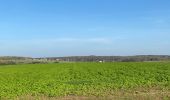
<box><xmin>0</xmin><ymin>62</ymin><xmax>170</xmax><ymax>99</ymax></box>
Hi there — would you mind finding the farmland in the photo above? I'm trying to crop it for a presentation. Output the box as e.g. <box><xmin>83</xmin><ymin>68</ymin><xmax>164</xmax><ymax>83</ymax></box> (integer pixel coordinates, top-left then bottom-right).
<box><xmin>0</xmin><ymin>62</ymin><xmax>170</xmax><ymax>99</ymax></box>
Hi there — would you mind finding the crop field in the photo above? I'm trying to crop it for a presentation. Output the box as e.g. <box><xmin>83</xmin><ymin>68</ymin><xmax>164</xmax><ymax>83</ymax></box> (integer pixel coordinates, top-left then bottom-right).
<box><xmin>0</xmin><ymin>62</ymin><xmax>170</xmax><ymax>99</ymax></box>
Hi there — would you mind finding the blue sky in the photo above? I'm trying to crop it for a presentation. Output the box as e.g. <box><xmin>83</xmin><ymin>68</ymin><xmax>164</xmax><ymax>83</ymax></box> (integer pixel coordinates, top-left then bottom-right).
<box><xmin>0</xmin><ymin>0</ymin><xmax>170</xmax><ymax>57</ymax></box>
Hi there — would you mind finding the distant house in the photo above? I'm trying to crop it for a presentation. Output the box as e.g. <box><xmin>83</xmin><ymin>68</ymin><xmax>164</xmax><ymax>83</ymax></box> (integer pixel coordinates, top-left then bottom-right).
<box><xmin>99</xmin><ymin>60</ymin><xmax>104</xmax><ymax>63</ymax></box>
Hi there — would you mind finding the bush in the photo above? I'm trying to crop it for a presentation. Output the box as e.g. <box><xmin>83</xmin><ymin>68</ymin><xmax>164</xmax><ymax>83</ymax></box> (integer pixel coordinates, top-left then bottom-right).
<box><xmin>0</xmin><ymin>60</ymin><xmax>16</xmax><ymax>65</ymax></box>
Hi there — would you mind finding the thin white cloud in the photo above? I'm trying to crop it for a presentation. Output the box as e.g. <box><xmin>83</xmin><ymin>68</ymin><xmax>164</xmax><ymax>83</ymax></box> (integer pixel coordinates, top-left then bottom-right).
<box><xmin>7</xmin><ymin>37</ymin><xmax>115</xmax><ymax>45</ymax></box>
<box><xmin>139</xmin><ymin>16</ymin><xmax>169</xmax><ymax>24</ymax></box>
<box><xmin>51</xmin><ymin>38</ymin><xmax>112</xmax><ymax>44</ymax></box>
<box><xmin>0</xmin><ymin>36</ymin><xmax>130</xmax><ymax>47</ymax></box>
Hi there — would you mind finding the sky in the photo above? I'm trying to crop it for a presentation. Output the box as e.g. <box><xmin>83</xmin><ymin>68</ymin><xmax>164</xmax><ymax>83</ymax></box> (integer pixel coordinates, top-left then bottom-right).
<box><xmin>0</xmin><ymin>0</ymin><xmax>170</xmax><ymax>57</ymax></box>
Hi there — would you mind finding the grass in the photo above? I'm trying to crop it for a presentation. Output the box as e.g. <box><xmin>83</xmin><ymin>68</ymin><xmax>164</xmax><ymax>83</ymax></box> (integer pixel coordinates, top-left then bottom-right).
<box><xmin>0</xmin><ymin>62</ymin><xmax>170</xmax><ymax>99</ymax></box>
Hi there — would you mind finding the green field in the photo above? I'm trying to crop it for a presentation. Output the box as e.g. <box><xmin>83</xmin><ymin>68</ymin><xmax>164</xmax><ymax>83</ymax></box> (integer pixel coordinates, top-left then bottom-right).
<box><xmin>0</xmin><ymin>62</ymin><xmax>170</xmax><ymax>99</ymax></box>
